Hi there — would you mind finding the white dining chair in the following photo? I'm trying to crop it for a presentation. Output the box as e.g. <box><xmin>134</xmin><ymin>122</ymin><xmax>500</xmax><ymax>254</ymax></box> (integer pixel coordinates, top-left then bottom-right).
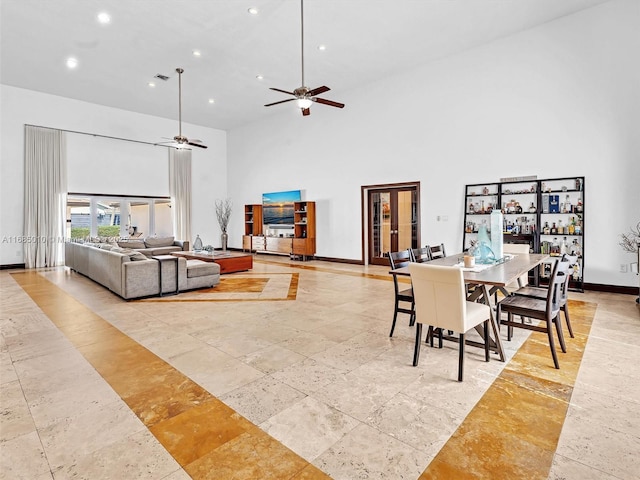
<box><xmin>409</xmin><ymin>263</ymin><xmax>491</xmax><ymax>381</ymax></box>
<box><xmin>502</xmin><ymin>243</ymin><xmax>532</xmax><ymax>289</ymax></box>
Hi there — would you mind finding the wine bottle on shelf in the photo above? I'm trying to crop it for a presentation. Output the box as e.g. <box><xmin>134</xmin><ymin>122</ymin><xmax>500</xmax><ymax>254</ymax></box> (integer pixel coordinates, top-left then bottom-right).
<box><xmin>561</xmin><ymin>237</ymin><xmax>568</xmax><ymax>255</ymax></box>
<box><xmin>565</xmin><ymin>195</ymin><xmax>572</xmax><ymax>213</ymax></box>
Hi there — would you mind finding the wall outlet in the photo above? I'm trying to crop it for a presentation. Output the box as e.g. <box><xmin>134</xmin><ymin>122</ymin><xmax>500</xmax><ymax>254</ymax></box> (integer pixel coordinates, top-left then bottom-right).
<box><xmin>620</xmin><ymin>264</ymin><xmax>628</xmax><ymax>273</ymax></box>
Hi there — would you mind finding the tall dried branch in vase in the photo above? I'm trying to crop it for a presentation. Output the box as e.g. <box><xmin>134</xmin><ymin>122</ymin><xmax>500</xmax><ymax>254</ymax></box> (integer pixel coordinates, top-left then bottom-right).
<box><xmin>215</xmin><ymin>199</ymin><xmax>232</xmax><ymax>234</ymax></box>
<box><xmin>619</xmin><ymin>222</ymin><xmax>640</xmax><ymax>253</ymax></box>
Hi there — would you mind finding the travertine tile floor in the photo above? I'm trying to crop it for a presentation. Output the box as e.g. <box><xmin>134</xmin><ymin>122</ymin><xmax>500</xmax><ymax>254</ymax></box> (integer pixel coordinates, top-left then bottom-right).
<box><xmin>1</xmin><ymin>256</ymin><xmax>638</xmax><ymax>479</ymax></box>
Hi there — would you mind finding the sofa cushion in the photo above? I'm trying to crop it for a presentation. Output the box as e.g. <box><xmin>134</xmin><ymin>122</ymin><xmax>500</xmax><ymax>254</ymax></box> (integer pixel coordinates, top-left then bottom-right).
<box><xmin>144</xmin><ymin>236</ymin><xmax>175</xmax><ymax>248</ymax></box>
<box><xmin>129</xmin><ymin>252</ymin><xmax>149</xmax><ymax>261</ymax></box>
<box><xmin>118</xmin><ymin>240</ymin><xmax>146</xmax><ymax>249</ymax></box>
<box><xmin>186</xmin><ymin>259</ymin><xmax>220</xmax><ymax>278</ymax></box>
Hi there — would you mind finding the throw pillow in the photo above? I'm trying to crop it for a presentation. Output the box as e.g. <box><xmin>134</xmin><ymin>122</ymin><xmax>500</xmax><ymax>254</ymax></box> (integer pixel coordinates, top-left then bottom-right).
<box><xmin>143</xmin><ymin>236</ymin><xmax>175</xmax><ymax>248</ymax></box>
<box><xmin>117</xmin><ymin>240</ymin><xmax>146</xmax><ymax>249</ymax></box>
<box><xmin>129</xmin><ymin>252</ymin><xmax>148</xmax><ymax>261</ymax></box>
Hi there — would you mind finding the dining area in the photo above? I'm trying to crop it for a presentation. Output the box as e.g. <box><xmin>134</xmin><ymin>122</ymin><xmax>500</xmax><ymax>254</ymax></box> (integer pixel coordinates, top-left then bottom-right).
<box><xmin>389</xmin><ymin>243</ymin><xmax>576</xmax><ymax>381</ymax></box>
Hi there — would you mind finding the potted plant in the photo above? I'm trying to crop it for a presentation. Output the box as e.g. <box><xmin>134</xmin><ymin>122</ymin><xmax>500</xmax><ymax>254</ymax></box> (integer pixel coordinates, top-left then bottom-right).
<box><xmin>215</xmin><ymin>198</ymin><xmax>232</xmax><ymax>251</ymax></box>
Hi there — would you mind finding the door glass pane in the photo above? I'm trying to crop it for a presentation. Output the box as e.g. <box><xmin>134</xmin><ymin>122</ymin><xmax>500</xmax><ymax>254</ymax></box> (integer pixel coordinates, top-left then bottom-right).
<box><xmin>97</xmin><ymin>200</ymin><xmax>121</xmax><ymax>238</ymax></box>
<box><xmin>67</xmin><ymin>196</ymin><xmax>91</xmax><ymax>240</ymax></box>
<box><xmin>397</xmin><ymin>190</ymin><xmax>414</xmax><ymax>251</ymax></box>
<box><xmin>155</xmin><ymin>199</ymin><xmax>173</xmax><ymax>237</ymax></box>
<box><xmin>371</xmin><ymin>191</ymin><xmax>392</xmax><ymax>259</ymax></box>
<box><xmin>130</xmin><ymin>201</ymin><xmax>149</xmax><ymax>238</ymax></box>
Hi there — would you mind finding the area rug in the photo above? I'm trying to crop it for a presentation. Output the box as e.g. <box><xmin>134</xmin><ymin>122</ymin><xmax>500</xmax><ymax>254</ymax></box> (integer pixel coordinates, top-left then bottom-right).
<box><xmin>137</xmin><ymin>272</ymin><xmax>299</xmax><ymax>303</ymax></box>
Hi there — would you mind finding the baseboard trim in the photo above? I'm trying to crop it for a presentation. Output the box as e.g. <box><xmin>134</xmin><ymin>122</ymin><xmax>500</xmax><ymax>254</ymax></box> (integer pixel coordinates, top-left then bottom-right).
<box><xmin>583</xmin><ymin>283</ymin><xmax>638</xmax><ymax>296</ymax></box>
<box><xmin>312</xmin><ymin>256</ymin><xmax>364</xmax><ymax>265</ymax></box>
<box><xmin>1</xmin><ymin>263</ymin><xmax>26</xmax><ymax>270</ymax></box>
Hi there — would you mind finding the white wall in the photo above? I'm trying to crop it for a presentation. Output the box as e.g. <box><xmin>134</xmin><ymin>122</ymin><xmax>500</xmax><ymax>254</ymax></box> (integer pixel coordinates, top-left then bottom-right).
<box><xmin>0</xmin><ymin>85</ymin><xmax>227</xmax><ymax>264</ymax></box>
<box><xmin>227</xmin><ymin>0</ymin><xmax>639</xmax><ymax>287</ymax></box>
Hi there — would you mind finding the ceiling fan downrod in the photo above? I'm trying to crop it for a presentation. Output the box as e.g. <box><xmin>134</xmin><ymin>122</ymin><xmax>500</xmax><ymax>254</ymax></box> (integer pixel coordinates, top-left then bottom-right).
<box><xmin>176</xmin><ymin>67</ymin><xmax>184</xmax><ymax>140</ymax></box>
<box><xmin>300</xmin><ymin>0</ymin><xmax>305</xmax><ymax>88</ymax></box>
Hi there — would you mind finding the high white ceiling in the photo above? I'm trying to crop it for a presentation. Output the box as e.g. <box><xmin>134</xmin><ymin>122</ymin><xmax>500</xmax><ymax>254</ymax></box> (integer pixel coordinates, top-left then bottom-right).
<box><xmin>1</xmin><ymin>0</ymin><xmax>608</xmax><ymax>131</ymax></box>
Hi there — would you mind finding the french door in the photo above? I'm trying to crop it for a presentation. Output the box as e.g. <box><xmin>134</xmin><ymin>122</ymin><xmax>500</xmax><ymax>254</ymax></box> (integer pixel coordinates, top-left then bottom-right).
<box><xmin>368</xmin><ymin>185</ymin><xmax>419</xmax><ymax>266</ymax></box>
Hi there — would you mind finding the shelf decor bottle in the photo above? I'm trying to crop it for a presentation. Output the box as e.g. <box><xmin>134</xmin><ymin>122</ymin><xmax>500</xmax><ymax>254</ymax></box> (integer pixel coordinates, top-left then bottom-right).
<box><xmin>491</xmin><ymin>210</ymin><xmax>503</xmax><ymax>261</ymax></box>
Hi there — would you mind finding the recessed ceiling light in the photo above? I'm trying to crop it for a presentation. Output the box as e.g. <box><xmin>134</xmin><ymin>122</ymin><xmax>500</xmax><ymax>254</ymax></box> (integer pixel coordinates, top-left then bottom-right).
<box><xmin>208</xmin><ymin>99</ymin><xmax>215</xmax><ymax>104</ymax></box>
<box><xmin>256</xmin><ymin>74</ymin><xmax>264</xmax><ymax>80</ymax></box>
<box><xmin>148</xmin><ymin>82</ymin><xmax>156</xmax><ymax>88</ymax></box>
<box><xmin>318</xmin><ymin>44</ymin><xmax>326</xmax><ymax>51</ymax></box>
<box><xmin>66</xmin><ymin>57</ymin><xmax>78</xmax><ymax>69</ymax></box>
<box><xmin>248</xmin><ymin>7</ymin><xmax>259</xmax><ymax>15</ymax></box>
<box><xmin>192</xmin><ymin>50</ymin><xmax>201</xmax><ymax>57</ymax></box>
<box><xmin>97</xmin><ymin>12</ymin><xmax>111</xmax><ymax>24</ymax></box>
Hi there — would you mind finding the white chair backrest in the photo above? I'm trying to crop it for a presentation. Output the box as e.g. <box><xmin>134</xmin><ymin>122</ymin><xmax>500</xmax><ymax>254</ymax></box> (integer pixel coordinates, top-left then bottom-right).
<box><xmin>409</xmin><ymin>263</ymin><xmax>470</xmax><ymax>332</ymax></box>
<box><xmin>503</xmin><ymin>243</ymin><xmax>530</xmax><ymax>255</ymax></box>
<box><xmin>503</xmin><ymin>243</ymin><xmax>531</xmax><ymax>287</ymax></box>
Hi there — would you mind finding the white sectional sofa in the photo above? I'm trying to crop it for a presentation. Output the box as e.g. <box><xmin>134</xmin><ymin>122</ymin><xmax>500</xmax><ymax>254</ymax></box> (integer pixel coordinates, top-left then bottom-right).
<box><xmin>65</xmin><ymin>241</ymin><xmax>220</xmax><ymax>299</ymax></box>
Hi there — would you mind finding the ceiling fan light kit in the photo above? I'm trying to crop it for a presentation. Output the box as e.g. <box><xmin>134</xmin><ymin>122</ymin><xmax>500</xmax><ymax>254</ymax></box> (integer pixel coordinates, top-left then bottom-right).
<box><xmin>264</xmin><ymin>0</ymin><xmax>344</xmax><ymax>116</ymax></box>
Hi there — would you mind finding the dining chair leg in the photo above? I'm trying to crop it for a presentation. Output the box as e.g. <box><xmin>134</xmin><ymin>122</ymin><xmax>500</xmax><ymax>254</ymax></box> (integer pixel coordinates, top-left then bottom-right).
<box><xmin>484</xmin><ymin>320</ymin><xmax>490</xmax><ymax>362</ymax></box>
<box><xmin>458</xmin><ymin>333</ymin><xmax>465</xmax><ymax>381</ymax></box>
<box><xmin>507</xmin><ymin>312</ymin><xmax>513</xmax><ymax>341</ymax></box>
<box><xmin>409</xmin><ymin>301</ymin><xmax>416</xmax><ymax>326</ymax></box>
<box><xmin>413</xmin><ymin>323</ymin><xmax>423</xmax><ymax>366</ymax></box>
<box><xmin>563</xmin><ymin>306</ymin><xmax>575</xmax><ymax>338</ymax></box>
<box><xmin>389</xmin><ymin>310</ymin><xmax>398</xmax><ymax>337</ymax></box>
<box><xmin>546</xmin><ymin>318</ymin><xmax>560</xmax><ymax>369</ymax></box>
<box><xmin>554</xmin><ymin>314</ymin><xmax>567</xmax><ymax>353</ymax></box>
<box><xmin>438</xmin><ymin>328</ymin><xmax>443</xmax><ymax>348</ymax></box>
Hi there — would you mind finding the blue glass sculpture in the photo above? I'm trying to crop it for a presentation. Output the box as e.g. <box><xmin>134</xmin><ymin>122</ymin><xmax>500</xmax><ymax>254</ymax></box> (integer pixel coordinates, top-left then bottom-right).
<box><xmin>474</xmin><ymin>224</ymin><xmax>496</xmax><ymax>264</ymax></box>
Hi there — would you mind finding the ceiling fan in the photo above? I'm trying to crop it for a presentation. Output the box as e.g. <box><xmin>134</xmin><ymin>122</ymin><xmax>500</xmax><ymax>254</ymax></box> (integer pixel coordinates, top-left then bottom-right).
<box><xmin>159</xmin><ymin>68</ymin><xmax>207</xmax><ymax>149</ymax></box>
<box><xmin>264</xmin><ymin>0</ymin><xmax>344</xmax><ymax>116</ymax></box>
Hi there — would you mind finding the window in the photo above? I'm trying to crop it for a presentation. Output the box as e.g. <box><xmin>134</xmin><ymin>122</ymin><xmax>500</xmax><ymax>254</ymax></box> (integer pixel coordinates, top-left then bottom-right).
<box><xmin>67</xmin><ymin>194</ymin><xmax>172</xmax><ymax>240</ymax></box>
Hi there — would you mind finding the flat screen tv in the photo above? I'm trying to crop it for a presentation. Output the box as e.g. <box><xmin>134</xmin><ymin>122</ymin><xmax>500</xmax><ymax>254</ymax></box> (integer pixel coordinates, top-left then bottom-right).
<box><xmin>262</xmin><ymin>190</ymin><xmax>301</xmax><ymax>225</ymax></box>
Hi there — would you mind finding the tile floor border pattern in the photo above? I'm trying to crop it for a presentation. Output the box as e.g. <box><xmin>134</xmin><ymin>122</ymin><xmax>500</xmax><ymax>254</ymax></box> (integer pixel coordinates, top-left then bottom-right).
<box><xmin>136</xmin><ymin>272</ymin><xmax>300</xmax><ymax>303</ymax></box>
<box><xmin>10</xmin><ymin>270</ymin><xmax>330</xmax><ymax>480</ymax></box>
<box><xmin>419</xmin><ymin>299</ymin><xmax>597</xmax><ymax>479</ymax></box>
<box><xmin>3</xmin><ymin>264</ymin><xmax>605</xmax><ymax>479</ymax></box>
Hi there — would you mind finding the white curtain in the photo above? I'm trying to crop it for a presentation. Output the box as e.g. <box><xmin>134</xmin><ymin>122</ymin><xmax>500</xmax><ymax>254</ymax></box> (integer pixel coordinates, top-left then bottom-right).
<box><xmin>169</xmin><ymin>148</ymin><xmax>192</xmax><ymax>243</ymax></box>
<box><xmin>24</xmin><ymin>126</ymin><xmax>67</xmax><ymax>268</ymax></box>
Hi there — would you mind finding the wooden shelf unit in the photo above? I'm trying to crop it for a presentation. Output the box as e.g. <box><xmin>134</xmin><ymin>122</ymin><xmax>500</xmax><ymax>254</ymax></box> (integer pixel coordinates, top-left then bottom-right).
<box><xmin>244</xmin><ymin>204</ymin><xmax>263</xmax><ymax>236</ymax></box>
<box><xmin>242</xmin><ymin>201</ymin><xmax>316</xmax><ymax>260</ymax></box>
<box><xmin>293</xmin><ymin>201</ymin><xmax>316</xmax><ymax>260</ymax></box>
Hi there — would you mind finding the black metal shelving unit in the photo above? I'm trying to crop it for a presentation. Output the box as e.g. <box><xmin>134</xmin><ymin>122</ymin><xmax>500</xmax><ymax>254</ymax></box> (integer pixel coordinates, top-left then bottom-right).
<box><xmin>462</xmin><ymin>176</ymin><xmax>585</xmax><ymax>292</ymax></box>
